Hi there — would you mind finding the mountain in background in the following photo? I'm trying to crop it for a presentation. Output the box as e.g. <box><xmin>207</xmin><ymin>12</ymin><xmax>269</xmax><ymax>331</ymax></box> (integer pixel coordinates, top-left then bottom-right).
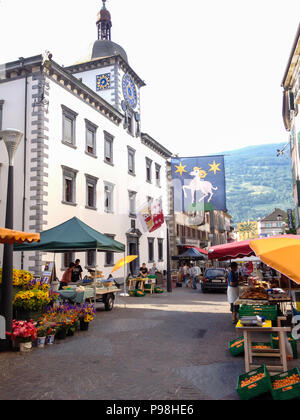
<box><xmin>223</xmin><ymin>143</ymin><xmax>294</xmax><ymax>225</ymax></box>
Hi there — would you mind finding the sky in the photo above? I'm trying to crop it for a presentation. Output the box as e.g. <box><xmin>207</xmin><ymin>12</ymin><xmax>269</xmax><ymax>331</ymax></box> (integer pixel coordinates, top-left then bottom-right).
<box><xmin>0</xmin><ymin>0</ymin><xmax>299</xmax><ymax>157</ymax></box>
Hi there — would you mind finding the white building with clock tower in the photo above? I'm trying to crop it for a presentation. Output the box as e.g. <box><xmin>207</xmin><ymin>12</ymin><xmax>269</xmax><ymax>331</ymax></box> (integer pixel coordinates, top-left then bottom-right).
<box><xmin>0</xmin><ymin>1</ymin><xmax>172</xmax><ymax>279</ymax></box>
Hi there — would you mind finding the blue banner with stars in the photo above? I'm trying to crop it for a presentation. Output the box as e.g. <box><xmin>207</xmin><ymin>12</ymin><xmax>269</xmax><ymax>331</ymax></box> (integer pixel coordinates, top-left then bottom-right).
<box><xmin>171</xmin><ymin>155</ymin><xmax>226</xmax><ymax>214</ymax></box>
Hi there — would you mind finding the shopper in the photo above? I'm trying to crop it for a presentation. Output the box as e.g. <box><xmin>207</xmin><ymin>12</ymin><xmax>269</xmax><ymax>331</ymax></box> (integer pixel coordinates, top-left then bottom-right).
<box><xmin>71</xmin><ymin>259</ymin><xmax>83</xmax><ymax>283</ymax></box>
<box><xmin>182</xmin><ymin>263</ymin><xmax>190</xmax><ymax>288</ymax></box>
<box><xmin>59</xmin><ymin>262</ymin><xmax>75</xmax><ymax>290</ymax></box>
<box><xmin>190</xmin><ymin>263</ymin><xmax>198</xmax><ymax>290</ymax></box>
<box><xmin>227</xmin><ymin>262</ymin><xmax>240</xmax><ymax>324</ymax></box>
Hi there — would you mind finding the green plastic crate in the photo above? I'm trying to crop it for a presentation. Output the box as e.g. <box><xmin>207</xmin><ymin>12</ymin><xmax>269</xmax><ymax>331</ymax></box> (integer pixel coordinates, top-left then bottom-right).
<box><xmin>236</xmin><ymin>365</ymin><xmax>272</xmax><ymax>400</ymax></box>
<box><xmin>271</xmin><ymin>334</ymin><xmax>298</xmax><ymax>359</ymax></box>
<box><xmin>239</xmin><ymin>305</ymin><xmax>277</xmax><ymax>321</ymax></box>
<box><xmin>270</xmin><ymin>368</ymin><xmax>300</xmax><ymax>400</ymax></box>
<box><xmin>229</xmin><ymin>337</ymin><xmax>244</xmax><ymax>356</ymax></box>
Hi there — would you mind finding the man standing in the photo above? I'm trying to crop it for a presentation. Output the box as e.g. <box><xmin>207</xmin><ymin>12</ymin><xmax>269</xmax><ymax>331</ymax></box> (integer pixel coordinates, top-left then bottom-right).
<box><xmin>227</xmin><ymin>262</ymin><xmax>240</xmax><ymax>324</ymax></box>
<box><xmin>71</xmin><ymin>259</ymin><xmax>83</xmax><ymax>283</ymax></box>
<box><xmin>190</xmin><ymin>263</ymin><xmax>198</xmax><ymax>290</ymax></box>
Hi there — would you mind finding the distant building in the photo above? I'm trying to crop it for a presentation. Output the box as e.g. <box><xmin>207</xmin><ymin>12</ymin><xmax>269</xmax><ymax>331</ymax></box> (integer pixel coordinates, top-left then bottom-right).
<box><xmin>281</xmin><ymin>23</ymin><xmax>300</xmax><ymax>233</ymax></box>
<box><xmin>259</xmin><ymin>208</ymin><xmax>287</xmax><ymax>237</ymax></box>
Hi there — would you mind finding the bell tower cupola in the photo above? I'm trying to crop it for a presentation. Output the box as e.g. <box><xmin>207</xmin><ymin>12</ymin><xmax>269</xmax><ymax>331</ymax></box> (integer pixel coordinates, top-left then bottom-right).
<box><xmin>96</xmin><ymin>0</ymin><xmax>112</xmax><ymax>41</ymax></box>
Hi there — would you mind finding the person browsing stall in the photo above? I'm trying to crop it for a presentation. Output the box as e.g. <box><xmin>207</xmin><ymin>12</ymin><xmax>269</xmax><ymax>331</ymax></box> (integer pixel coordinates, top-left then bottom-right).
<box><xmin>59</xmin><ymin>262</ymin><xmax>75</xmax><ymax>290</ymax></box>
<box><xmin>227</xmin><ymin>262</ymin><xmax>240</xmax><ymax>324</ymax></box>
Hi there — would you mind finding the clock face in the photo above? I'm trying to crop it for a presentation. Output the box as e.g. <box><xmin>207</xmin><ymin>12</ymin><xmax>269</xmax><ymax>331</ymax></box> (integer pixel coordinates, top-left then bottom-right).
<box><xmin>122</xmin><ymin>74</ymin><xmax>137</xmax><ymax>109</ymax></box>
<box><xmin>96</xmin><ymin>73</ymin><xmax>111</xmax><ymax>91</ymax></box>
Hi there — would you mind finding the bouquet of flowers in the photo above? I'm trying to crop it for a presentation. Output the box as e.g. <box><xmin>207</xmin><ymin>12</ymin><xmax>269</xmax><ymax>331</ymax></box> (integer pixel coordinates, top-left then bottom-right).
<box><xmin>0</xmin><ymin>268</ymin><xmax>34</xmax><ymax>287</ymax></box>
<box><xmin>78</xmin><ymin>303</ymin><xmax>96</xmax><ymax>323</ymax></box>
<box><xmin>13</xmin><ymin>289</ymin><xmax>50</xmax><ymax>312</ymax></box>
<box><xmin>6</xmin><ymin>320</ymin><xmax>38</xmax><ymax>343</ymax></box>
<box><xmin>40</xmin><ymin>304</ymin><xmax>80</xmax><ymax>335</ymax></box>
<box><xmin>25</xmin><ymin>278</ymin><xmax>50</xmax><ymax>291</ymax></box>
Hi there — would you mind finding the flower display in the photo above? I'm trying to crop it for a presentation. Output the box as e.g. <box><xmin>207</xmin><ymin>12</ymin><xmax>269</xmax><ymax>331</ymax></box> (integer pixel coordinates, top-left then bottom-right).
<box><xmin>13</xmin><ymin>289</ymin><xmax>50</xmax><ymax>312</ymax></box>
<box><xmin>78</xmin><ymin>303</ymin><xmax>96</xmax><ymax>323</ymax></box>
<box><xmin>0</xmin><ymin>268</ymin><xmax>34</xmax><ymax>287</ymax></box>
<box><xmin>25</xmin><ymin>278</ymin><xmax>50</xmax><ymax>291</ymax></box>
<box><xmin>6</xmin><ymin>320</ymin><xmax>37</xmax><ymax>343</ymax></box>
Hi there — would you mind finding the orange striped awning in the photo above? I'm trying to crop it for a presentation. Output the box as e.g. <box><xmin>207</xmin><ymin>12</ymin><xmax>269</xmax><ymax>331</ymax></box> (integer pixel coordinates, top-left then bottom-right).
<box><xmin>0</xmin><ymin>228</ymin><xmax>40</xmax><ymax>245</ymax></box>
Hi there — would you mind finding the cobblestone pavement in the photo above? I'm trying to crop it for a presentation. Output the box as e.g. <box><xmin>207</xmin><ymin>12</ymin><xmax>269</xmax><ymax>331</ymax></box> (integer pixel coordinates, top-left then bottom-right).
<box><xmin>0</xmin><ymin>287</ymin><xmax>298</xmax><ymax>400</ymax></box>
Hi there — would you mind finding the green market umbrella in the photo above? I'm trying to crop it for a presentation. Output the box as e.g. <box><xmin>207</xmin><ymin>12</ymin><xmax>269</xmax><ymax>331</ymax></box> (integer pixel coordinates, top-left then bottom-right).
<box><xmin>14</xmin><ymin>217</ymin><xmax>125</xmax><ymax>253</ymax></box>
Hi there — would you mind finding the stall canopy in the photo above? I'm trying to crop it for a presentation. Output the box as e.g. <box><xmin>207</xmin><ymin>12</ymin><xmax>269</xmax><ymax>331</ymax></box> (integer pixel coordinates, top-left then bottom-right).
<box><xmin>13</xmin><ymin>217</ymin><xmax>125</xmax><ymax>253</ymax></box>
<box><xmin>0</xmin><ymin>228</ymin><xmax>40</xmax><ymax>244</ymax></box>
<box><xmin>186</xmin><ymin>246</ymin><xmax>209</xmax><ymax>256</ymax></box>
<box><xmin>208</xmin><ymin>240</ymin><xmax>254</xmax><ymax>261</ymax></box>
<box><xmin>172</xmin><ymin>247</ymin><xmax>207</xmax><ymax>261</ymax></box>
<box><xmin>208</xmin><ymin>235</ymin><xmax>299</xmax><ymax>261</ymax></box>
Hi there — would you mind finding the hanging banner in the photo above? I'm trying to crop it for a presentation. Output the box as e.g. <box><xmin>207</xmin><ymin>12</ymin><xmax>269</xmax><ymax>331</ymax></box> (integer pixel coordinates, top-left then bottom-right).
<box><xmin>137</xmin><ymin>198</ymin><xmax>164</xmax><ymax>233</ymax></box>
<box><xmin>171</xmin><ymin>155</ymin><xmax>226</xmax><ymax>218</ymax></box>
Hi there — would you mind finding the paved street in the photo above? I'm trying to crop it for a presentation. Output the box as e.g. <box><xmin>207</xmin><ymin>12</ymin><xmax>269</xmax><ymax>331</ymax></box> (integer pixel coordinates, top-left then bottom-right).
<box><xmin>0</xmin><ymin>287</ymin><xmax>244</xmax><ymax>400</ymax></box>
<box><xmin>0</xmin><ymin>287</ymin><xmax>297</xmax><ymax>400</ymax></box>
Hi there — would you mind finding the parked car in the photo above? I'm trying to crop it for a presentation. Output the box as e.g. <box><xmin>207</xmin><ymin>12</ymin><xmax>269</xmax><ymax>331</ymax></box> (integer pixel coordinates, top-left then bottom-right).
<box><xmin>201</xmin><ymin>268</ymin><xmax>227</xmax><ymax>293</ymax></box>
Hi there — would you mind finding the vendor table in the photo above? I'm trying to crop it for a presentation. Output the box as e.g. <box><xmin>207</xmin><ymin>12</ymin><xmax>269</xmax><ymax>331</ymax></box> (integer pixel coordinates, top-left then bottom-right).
<box><xmin>236</xmin><ymin>320</ymin><xmax>291</xmax><ymax>374</ymax></box>
<box><xmin>128</xmin><ymin>278</ymin><xmax>147</xmax><ymax>292</ymax></box>
<box><xmin>58</xmin><ymin>288</ymin><xmax>95</xmax><ymax>304</ymax></box>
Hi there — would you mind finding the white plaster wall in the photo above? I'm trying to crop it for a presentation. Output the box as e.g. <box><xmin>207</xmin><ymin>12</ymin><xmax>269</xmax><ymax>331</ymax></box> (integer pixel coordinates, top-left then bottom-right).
<box><xmin>74</xmin><ymin>64</ymin><xmax>117</xmax><ymax>108</ymax></box>
<box><xmin>40</xmin><ymin>76</ymin><xmax>167</xmax><ymax>279</ymax></box>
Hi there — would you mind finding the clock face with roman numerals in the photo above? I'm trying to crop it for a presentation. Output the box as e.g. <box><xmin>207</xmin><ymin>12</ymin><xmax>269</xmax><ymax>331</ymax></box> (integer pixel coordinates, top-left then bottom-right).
<box><xmin>122</xmin><ymin>74</ymin><xmax>137</xmax><ymax>109</ymax></box>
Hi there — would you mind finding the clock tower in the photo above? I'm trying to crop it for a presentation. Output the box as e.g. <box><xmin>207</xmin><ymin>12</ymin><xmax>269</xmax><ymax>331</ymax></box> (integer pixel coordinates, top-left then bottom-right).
<box><xmin>67</xmin><ymin>0</ymin><xmax>146</xmax><ymax>137</ymax></box>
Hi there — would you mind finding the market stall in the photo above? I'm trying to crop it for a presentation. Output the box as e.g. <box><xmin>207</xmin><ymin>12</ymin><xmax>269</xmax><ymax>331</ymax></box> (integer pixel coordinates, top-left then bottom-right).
<box><xmin>14</xmin><ymin>217</ymin><xmax>126</xmax><ymax>310</ymax></box>
<box><xmin>209</xmin><ymin>236</ymin><xmax>300</xmax><ymax>385</ymax></box>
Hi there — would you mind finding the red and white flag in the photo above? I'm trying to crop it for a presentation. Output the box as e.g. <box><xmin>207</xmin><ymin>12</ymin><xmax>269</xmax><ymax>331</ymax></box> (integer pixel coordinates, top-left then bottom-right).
<box><xmin>137</xmin><ymin>198</ymin><xmax>165</xmax><ymax>233</ymax></box>
<box><xmin>149</xmin><ymin>198</ymin><xmax>164</xmax><ymax>233</ymax></box>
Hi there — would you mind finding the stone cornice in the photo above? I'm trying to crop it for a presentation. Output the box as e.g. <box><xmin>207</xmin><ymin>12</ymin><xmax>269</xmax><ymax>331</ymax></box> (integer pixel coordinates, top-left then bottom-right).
<box><xmin>64</xmin><ymin>55</ymin><xmax>146</xmax><ymax>89</ymax></box>
<box><xmin>0</xmin><ymin>55</ymin><xmax>123</xmax><ymax>126</ymax></box>
<box><xmin>46</xmin><ymin>59</ymin><xmax>123</xmax><ymax>125</ymax></box>
<box><xmin>141</xmin><ymin>132</ymin><xmax>172</xmax><ymax>159</ymax></box>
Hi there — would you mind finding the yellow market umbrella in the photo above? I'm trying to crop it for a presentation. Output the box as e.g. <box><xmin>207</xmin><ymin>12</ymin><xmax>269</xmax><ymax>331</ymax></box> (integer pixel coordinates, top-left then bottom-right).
<box><xmin>112</xmin><ymin>255</ymin><xmax>138</xmax><ymax>273</ymax></box>
<box><xmin>250</xmin><ymin>235</ymin><xmax>300</xmax><ymax>284</ymax></box>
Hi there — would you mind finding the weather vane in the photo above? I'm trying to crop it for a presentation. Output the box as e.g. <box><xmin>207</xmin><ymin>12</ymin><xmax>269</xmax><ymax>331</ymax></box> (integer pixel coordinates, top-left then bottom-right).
<box><xmin>276</xmin><ymin>142</ymin><xmax>289</xmax><ymax>157</ymax></box>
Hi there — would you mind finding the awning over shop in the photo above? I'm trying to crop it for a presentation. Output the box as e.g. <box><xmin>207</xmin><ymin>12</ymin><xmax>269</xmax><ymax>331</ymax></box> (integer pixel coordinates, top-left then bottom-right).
<box><xmin>208</xmin><ymin>240</ymin><xmax>254</xmax><ymax>261</ymax></box>
<box><xmin>208</xmin><ymin>234</ymin><xmax>299</xmax><ymax>262</ymax></box>
<box><xmin>186</xmin><ymin>246</ymin><xmax>209</xmax><ymax>256</ymax></box>
<box><xmin>13</xmin><ymin>217</ymin><xmax>125</xmax><ymax>253</ymax></box>
<box><xmin>0</xmin><ymin>228</ymin><xmax>40</xmax><ymax>244</ymax></box>
<box><xmin>172</xmin><ymin>247</ymin><xmax>207</xmax><ymax>261</ymax></box>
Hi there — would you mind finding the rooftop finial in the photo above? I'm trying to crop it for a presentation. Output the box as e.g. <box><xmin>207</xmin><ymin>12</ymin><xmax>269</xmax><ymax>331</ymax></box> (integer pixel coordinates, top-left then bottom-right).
<box><xmin>96</xmin><ymin>0</ymin><xmax>112</xmax><ymax>41</ymax></box>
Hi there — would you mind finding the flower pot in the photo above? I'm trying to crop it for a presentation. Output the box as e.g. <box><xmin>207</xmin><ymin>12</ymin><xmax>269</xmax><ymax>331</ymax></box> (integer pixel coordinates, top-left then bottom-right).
<box><xmin>46</xmin><ymin>335</ymin><xmax>55</xmax><ymax>345</ymax></box>
<box><xmin>56</xmin><ymin>329</ymin><xmax>67</xmax><ymax>340</ymax></box>
<box><xmin>80</xmin><ymin>319</ymin><xmax>89</xmax><ymax>331</ymax></box>
<box><xmin>20</xmin><ymin>341</ymin><xmax>32</xmax><ymax>353</ymax></box>
<box><xmin>66</xmin><ymin>329</ymin><xmax>75</xmax><ymax>337</ymax></box>
<box><xmin>37</xmin><ymin>336</ymin><xmax>46</xmax><ymax>348</ymax></box>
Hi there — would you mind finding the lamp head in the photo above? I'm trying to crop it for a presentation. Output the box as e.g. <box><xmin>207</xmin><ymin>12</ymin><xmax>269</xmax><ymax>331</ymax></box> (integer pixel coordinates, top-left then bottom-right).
<box><xmin>0</xmin><ymin>129</ymin><xmax>23</xmax><ymax>165</ymax></box>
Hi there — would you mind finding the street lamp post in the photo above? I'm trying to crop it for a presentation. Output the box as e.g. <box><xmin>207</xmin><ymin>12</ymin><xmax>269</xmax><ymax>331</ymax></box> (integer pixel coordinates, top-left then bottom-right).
<box><xmin>165</xmin><ymin>215</ymin><xmax>172</xmax><ymax>293</ymax></box>
<box><xmin>0</xmin><ymin>129</ymin><xmax>23</xmax><ymax>337</ymax></box>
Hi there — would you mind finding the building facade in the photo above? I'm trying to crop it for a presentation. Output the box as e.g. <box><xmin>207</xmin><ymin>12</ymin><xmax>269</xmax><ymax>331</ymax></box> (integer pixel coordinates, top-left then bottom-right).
<box><xmin>259</xmin><ymin>208</ymin><xmax>287</xmax><ymax>238</ymax></box>
<box><xmin>281</xmin><ymin>24</ymin><xmax>300</xmax><ymax>233</ymax></box>
<box><xmin>0</xmin><ymin>2</ymin><xmax>172</xmax><ymax>277</ymax></box>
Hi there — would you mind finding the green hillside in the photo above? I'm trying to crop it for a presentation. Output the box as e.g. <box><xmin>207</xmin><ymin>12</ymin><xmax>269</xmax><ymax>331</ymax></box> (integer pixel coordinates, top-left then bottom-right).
<box><xmin>224</xmin><ymin>143</ymin><xmax>294</xmax><ymax>225</ymax></box>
